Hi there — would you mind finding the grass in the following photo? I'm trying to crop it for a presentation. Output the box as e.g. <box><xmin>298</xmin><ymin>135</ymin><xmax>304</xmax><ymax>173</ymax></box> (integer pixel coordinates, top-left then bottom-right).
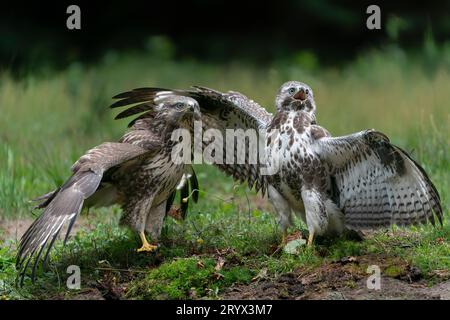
<box><xmin>0</xmin><ymin>45</ymin><xmax>449</xmax><ymax>299</ymax></box>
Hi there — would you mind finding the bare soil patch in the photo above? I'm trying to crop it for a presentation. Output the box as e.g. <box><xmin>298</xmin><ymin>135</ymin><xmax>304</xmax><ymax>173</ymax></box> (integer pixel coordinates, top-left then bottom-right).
<box><xmin>221</xmin><ymin>254</ymin><xmax>450</xmax><ymax>300</ymax></box>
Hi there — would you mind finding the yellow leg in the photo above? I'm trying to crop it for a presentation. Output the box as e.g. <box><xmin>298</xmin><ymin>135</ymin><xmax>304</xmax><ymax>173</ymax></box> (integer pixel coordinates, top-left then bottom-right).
<box><xmin>307</xmin><ymin>232</ymin><xmax>314</xmax><ymax>247</ymax></box>
<box><xmin>281</xmin><ymin>230</ymin><xmax>288</xmax><ymax>245</ymax></box>
<box><xmin>137</xmin><ymin>232</ymin><xmax>158</xmax><ymax>253</ymax></box>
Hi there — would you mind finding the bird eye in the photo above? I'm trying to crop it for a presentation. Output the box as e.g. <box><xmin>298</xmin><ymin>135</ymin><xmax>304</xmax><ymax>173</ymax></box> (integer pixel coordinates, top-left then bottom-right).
<box><xmin>288</xmin><ymin>87</ymin><xmax>296</xmax><ymax>95</ymax></box>
<box><xmin>305</xmin><ymin>89</ymin><xmax>309</xmax><ymax>95</ymax></box>
<box><xmin>175</xmin><ymin>102</ymin><xmax>185</xmax><ymax>109</ymax></box>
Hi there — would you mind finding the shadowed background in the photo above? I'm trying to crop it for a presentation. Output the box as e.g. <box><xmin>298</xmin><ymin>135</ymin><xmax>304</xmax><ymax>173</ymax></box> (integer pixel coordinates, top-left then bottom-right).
<box><xmin>2</xmin><ymin>0</ymin><xmax>450</xmax><ymax>71</ymax></box>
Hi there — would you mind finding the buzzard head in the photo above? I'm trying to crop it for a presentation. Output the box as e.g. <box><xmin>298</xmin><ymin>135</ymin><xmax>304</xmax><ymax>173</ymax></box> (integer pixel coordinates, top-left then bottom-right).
<box><xmin>275</xmin><ymin>81</ymin><xmax>316</xmax><ymax>118</ymax></box>
<box><xmin>155</xmin><ymin>96</ymin><xmax>201</xmax><ymax>127</ymax></box>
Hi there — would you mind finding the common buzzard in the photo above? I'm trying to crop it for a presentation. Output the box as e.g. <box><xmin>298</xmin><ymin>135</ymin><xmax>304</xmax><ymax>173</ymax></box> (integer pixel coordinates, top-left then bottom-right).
<box><xmin>113</xmin><ymin>83</ymin><xmax>443</xmax><ymax>246</ymax></box>
<box><xmin>17</xmin><ymin>96</ymin><xmax>200</xmax><ymax>284</ymax></box>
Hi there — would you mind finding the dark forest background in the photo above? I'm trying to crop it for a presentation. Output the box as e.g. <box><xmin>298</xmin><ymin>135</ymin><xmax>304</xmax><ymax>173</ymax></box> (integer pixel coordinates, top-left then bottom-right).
<box><xmin>2</xmin><ymin>0</ymin><xmax>450</xmax><ymax>73</ymax></box>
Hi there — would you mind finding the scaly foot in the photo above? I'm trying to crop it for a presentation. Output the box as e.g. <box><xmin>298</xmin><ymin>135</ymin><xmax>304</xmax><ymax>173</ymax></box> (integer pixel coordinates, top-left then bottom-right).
<box><xmin>137</xmin><ymin>231</ymin><xmax>158</xmax><ymax>253</ymax></box>
<box><xmin>137</xmin><ymin>243</ymin><xmax>158</xmax><ymax>253</ymax></box>
<box><xmin>281</xmin><ymin>231</ymin><xmax>288</xmax><ymax>246</ymax></box>
<box><xmin>307</xmin><ymin>232</ymin><xmax>314</xmax><ymax>246</ymax></box>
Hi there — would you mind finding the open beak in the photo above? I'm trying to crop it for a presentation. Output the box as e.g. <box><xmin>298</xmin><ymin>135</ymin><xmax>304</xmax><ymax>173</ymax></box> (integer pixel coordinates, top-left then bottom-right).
<box><xmin>293</xmin><ymin>90</ymin><xmax>306</xmax><ymax>101</ymax></box>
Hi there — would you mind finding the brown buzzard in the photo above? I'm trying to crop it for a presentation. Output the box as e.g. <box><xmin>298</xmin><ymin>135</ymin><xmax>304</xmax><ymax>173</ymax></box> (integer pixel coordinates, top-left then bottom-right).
<box><xmin>17</xmin><ymin>96</ymin><xmax>200</xmax><ymax>284</ymax></box>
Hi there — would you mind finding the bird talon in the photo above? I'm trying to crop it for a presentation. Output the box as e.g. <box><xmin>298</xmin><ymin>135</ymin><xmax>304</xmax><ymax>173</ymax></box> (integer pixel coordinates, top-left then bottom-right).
<box><xmin>307</xmin><ymin>232</ymin><xmax>314</xmax><ymax>246</ymax></box>
<box><xmin>137</xmin><ymin>231</ymin><xmax>158</xmax><ymax>253</ymax></box>
<box><xmin>137</xmin><ymin>243</ymin><xmax>158</xmax><ymax>253</ymax></box>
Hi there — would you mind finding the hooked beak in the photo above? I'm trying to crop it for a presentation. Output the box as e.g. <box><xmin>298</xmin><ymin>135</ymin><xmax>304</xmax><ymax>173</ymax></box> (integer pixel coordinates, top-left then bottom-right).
<box><xmin>193</xmin><ymin>107</ymin><xmax>201</xmax><ymax>121</ymax></box>
<box><xmin>293</xmin><ymin>89</ymin><xmax>306</xmax><ymax>101</ymax></box>
<box><xmin>186</xmin><ymin>104</ymin><xmax>201</xmax><ymax>121</ymax></box>
<box><xmin>181</xmin><ymin>105</ymin><xmax>195</xmax><ymax>115</ymax></box>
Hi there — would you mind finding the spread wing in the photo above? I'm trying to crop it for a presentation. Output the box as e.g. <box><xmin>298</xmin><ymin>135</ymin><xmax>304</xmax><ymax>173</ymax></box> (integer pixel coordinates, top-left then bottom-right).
<box><xmin>17</xmin><ymin>142</ymin><xmax>156</xmax><ymax>284</ymax></box>
<box><xmin>110</xmin><ymin>86</ymin><xmax>273</xmax><ymax>194</ymax></box>
<box><xmin>312</xmin><ymin>129</ymin><xmax>443</xmax><ymax>229</ymax></box>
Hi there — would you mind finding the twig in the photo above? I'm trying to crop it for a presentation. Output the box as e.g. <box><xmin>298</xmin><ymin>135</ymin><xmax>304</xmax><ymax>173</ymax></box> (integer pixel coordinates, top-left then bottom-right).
<box><xmin>94</xmin><ymin>267</ymin><xmax>148</xmax><ymax>274</ymax></box>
